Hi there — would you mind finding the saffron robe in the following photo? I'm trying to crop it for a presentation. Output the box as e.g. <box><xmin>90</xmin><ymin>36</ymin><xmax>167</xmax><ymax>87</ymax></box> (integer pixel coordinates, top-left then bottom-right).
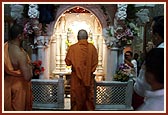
<box><xmin>65</xmin><ymin>39</ymin><xmax>98</xmax><ymax>111</ymax></box>
<box><xmin>4</xmin><ymin>42</ymin><xmax>33</xmax><ymax>111</ymax></box>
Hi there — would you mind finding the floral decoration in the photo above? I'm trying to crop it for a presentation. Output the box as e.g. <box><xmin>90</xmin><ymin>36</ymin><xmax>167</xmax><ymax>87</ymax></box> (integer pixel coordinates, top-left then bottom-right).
<box><xmin>127</xmin><ymin>22</ymin><xmax>140</xmax><ymax>37</ymax></box>
<box><xmin>103</xmin><ymin>22</ymin><xmax>139</xmax><ymax>48</ymax></box>
<box><xmin>88</xmin><ymin>31</ymin><xmax>94</xmax><ymax>44</ymax></box>
<box><xmin>65</xmin><ymin>28</ymin><xmax>73</xmax><ymax>47</ymax></box>
<box><xmin>28</xmin><ymin>4</ymin><xmax>39</xmax><ymax>19</ymax></box>
<box><xmin>113</xmin><ymin>63</ymin><xmax>132</xmax><ymax>82</ymax></box>
<box><xmin>32</xmin><ymin>60</ymin><xmax>45</xmax><ymax>77</ymax></box>
<box><xmin>103</xmin><ymin>4</ymin><xmax>140</xmax><ymax>49</ymax></box>
<box><xmin>65</xmin><ymin>39</ymin><xmax>72</xmax><ymax>47</ymax></box>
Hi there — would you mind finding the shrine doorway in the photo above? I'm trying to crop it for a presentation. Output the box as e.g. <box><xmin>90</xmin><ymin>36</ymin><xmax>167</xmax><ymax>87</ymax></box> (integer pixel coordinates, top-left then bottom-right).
<box><xmin>49</xmin><ymin>4</ymin><xmax>116</xmax><ymax>80</ymax></box>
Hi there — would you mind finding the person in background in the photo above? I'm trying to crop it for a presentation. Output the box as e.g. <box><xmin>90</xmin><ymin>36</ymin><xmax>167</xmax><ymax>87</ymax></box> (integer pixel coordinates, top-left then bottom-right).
<box><xmin>133</xmin><ymin>53</ymin><xmax>140</xmax><ymax>75</ymax></box>
<box><xmin>133</xmin><ymin>16</ymin><xmax>164</xmax><ymax>109</ymax></box>
<box><xmin>138</xmin><ymin>51</ymin><xmax>145</xmax><ymax>71</ymax></box>
<box><xmin>4</xmin><ymin>24</ymin><xmax>33</xmax><ymax>110</ymax></box>
<box><xmin>136</xmin><ymin>48</ymin><xmax>164</xmax><ymax>111</ymax></box>
<box><xmin>124</xmin><ymin>51</ymin><xmax>137</xmax><ymax>78</ymax></box>
<box><xmin>146</xmin><ymin>41</ymin><xmax>155</xmax><ymax>53</ymax></box>
<box><xmin>65</xmin><ymin>29</ymin><xmax>98</xmax><ymax>111</ymax></box>
<box><xmin>150</xmin><ymin>16</ymin><xmax>164</xmax><ymax>48</ymax></box>
<box><xmin>133</xmin><ymin>53</ymin><xmax>139</xmax><ymax>62</ymax></box>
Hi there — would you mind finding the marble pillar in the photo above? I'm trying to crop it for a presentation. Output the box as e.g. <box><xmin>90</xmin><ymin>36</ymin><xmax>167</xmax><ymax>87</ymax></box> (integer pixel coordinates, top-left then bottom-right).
<box><xmin>106</xmin><ymin>47</ymin><xmax>119</xmax><ymax>81</ymax></box>
<box><xmin>118</xmin><ymin>48</ymin><xmax>124</xmax><ymax>64</ymax></box>
<box><xmin>60</xmin><ymin>33</ymin><xmax>67</xmax><ymax>72</ymax></box>
<box><xmin>44</xmin><ymin>44</ymin><xmax>50</xmax><ymax>79</ymax></box>
<box><xmin>55</xmin><ymin>34</ymin><xmax>61</xmax><ymax>72</ymax></box>
<box><xmin>31</xmin><ymin>48</ymin><xmax>37</xmax><ymax>62</ymax></box>
<box><xmin>37</xmin><ymin>44</ymin><xmax>45</xmax><ymax>79</ymax></box>
<box><xmin>36</xmin><ymin>36</ymin><xmax>50</xmax><ymax>79</ymax></box>
<box><xmin>50</xmin><ymin>36</ymin><xmax>57</xmax><ymax>73</ymax></box>
<box><xmin>97</xmin><ymin>35</ymin><xmax>103</xmax><ymax>73</ymax></box>
<box><xmin>93</xmin><ymin>34</ymin><xmax>98</xmax><ymax>49</ymax></box>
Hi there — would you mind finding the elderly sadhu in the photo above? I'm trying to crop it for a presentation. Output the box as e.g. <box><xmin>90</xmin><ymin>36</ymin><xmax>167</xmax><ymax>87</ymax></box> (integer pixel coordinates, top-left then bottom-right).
<box><xmin>65</xmin><ymin>29</ymin><xmax>98</xmax><ymax>111</ymax></box>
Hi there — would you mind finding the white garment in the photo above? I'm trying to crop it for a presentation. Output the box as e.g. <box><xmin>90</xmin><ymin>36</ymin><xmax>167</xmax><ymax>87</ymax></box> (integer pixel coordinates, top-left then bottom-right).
<box><xmin>134</xmin><ymin>67</ymin><xmax>151</xmax><ymax>97</ymax></box>
<box><xmin>157</xmin><ymin>42</ymin><xmax>164</xmax><ymax>48</ymax></box>
<box><xmin>131</xmin><ymin>59</ymin><xmax>137</xmax><ymax>78</ymax></box>
<box><xmin>136</xmin><ymin>89</ymin><xmax>164</xmax><ymax>111</ymax></box>
<box><xmin>134</xmin><ymin>42</ymin><xmax>164</xmax><ymax>97</ymax></box>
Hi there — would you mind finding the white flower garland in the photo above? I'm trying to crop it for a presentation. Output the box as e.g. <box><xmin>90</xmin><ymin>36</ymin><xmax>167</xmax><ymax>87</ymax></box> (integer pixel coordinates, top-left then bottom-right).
<box><xmin>102</xmin><ymin>4</ymin><xmax>140</xmax><ymax>48</ymax></box>
<box><xmin>103</xmin><ymin>26</ymin><xmax>118</xmax><ymax>48</ymax></box>
<box><xmin>116</xmin><ymin>4</ymin><xmax>128</xmax><ymax>20</ymax></box>
<box><xmin>28</xmin><ymin>4</ymin><xmax>40</xmax><ymax>19</ymax></box>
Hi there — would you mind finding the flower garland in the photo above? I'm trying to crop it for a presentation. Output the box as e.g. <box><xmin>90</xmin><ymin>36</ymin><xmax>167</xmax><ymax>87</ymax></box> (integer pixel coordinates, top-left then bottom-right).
<box><xmin>103</xmin><ymin>4</ymin><xmax>140</xmax><ymax>49</ymax></box>
<box><xmin>127</xmin><ymin>22</ymin><xmax>140</xmax><ymax>37</ymax></box>
<box><xmin>88</xmin><ymin>31</ymin><xmax>94</xmax><ymax>44</ymax></box>
<box><xmin>103</xmin><ymin>21</ymin><xmax>140</xmax><ymax>48</ymax></box>
<box><xmin>66</xmin><ymin>28</ymin><xmax>73</xmax><ymax>47</ymax></box>
<box><xmin>28</xmin><ymin>4</ymin><xmax>39</xmax><ymax>19</ymax></box>
<box><xmin>103</xmin><ymin>24</ymin><xmax>137</xmax><ymax>48</ymax></box>
<box><xmin>65</xmin><ymin>39</ymin><xmax>71</xmax><ymax>47</ymax></box>
<box><xmin>113</xmin><ymin>63</ymin><xmax>131</xmax><ymax>82</ymax></box>
<box><xmin>103</xmin><ymin>26</ymin><xmax>117</xmax><ymax>48</ymax></box>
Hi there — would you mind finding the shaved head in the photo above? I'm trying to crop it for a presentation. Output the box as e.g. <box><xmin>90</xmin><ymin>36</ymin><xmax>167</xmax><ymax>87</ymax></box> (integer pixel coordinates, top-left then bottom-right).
<box><xmin>77</xmin><ymin>29</ymin><xmax>88</xmax><ymax>40</ymax></box>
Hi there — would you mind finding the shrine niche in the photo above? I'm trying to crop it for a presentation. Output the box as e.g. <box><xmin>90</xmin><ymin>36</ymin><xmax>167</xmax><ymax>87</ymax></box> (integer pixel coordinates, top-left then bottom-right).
<box><xmin>50</xmin><ymin>5</ymin><xmax>109</xmax><ymax>79</ymax></box>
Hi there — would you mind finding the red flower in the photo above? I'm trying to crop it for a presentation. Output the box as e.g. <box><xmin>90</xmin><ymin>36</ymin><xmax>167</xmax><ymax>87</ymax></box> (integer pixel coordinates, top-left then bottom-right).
<box><xmin>32</xmin><ymin>60</ymin><xmax>45</xmax><ymax>76</ymax></box>
<box><xmin>33</xmin><ymin>60</ymin><xmax>42</xmax><ymax>67</ymax></box>
<box><xmin>38</xmin><ymin>60</ymin><xmax>42</xmax><ymax>66</ymax></box>
<box><xmin>41</xmin><ymin>67</ymin><xmax>45</xmax><ymax>72</ymax></box>
<box><xmin>34</xmin><ymin>69</ymin><xmax>40</xmax><ymax>75</ymax></box>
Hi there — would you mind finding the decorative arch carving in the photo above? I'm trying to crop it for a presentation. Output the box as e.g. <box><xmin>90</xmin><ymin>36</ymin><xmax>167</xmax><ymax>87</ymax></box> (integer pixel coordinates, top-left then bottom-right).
<box><xmin>54</xmin><ymin>4</ymin><xmax>108</xmax><ymax>30</ymax></box>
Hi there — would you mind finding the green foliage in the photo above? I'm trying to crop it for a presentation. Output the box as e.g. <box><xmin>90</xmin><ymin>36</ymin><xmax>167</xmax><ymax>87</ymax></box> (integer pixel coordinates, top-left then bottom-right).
<box><xmin>113</xmin><ymin>70</ymin><xmax>129</xmax><ymax>82</ymax></box>
<box><xmin>113</xmin><ymin>63</ymin><xmax>131</xmax><ymax>82</ymax></box>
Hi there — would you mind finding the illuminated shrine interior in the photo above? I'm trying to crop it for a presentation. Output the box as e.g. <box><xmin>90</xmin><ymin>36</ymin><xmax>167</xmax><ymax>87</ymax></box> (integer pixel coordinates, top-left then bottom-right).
<box><xmin>51</xmin><ymin>6</ymin><xmax>105</xmax><ymax>80</ymax></box>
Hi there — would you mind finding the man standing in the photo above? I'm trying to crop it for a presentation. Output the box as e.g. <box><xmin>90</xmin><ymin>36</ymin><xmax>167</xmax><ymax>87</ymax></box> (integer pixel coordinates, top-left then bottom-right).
<box><xmin>133</xmin><ymin>16</ymin><xmax>164</xmax><ymax>109</ymax></box>
<box><xmin>136</xmin><ymin>48</ymin><xmax>164</xmax><ymax>111</ymax></box>
<box><xmin>4</xmin><ymin>24</ymin><xmax>33</xmax><ymax>110</ymax></box>
<box><xmin>124</xmin><ymin>51</ymin><xmax>137</xmax><ymax>78</ymax></box>
<box><xmin>65</xmin><ymin>29</ymin><xmax>98</xmax><ymax>111</ymax></box>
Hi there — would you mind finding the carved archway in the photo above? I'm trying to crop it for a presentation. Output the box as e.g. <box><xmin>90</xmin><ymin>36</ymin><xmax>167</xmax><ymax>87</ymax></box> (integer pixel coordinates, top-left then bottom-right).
<box><xmin>54</xmin><ymin>4</ymin><xmax>108</xmax><ymax>29</ymax></box>
<box><xmin>48</xmin><ymin>4</ymin><xmax>117</xmax><ymax>80</ymax></box>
